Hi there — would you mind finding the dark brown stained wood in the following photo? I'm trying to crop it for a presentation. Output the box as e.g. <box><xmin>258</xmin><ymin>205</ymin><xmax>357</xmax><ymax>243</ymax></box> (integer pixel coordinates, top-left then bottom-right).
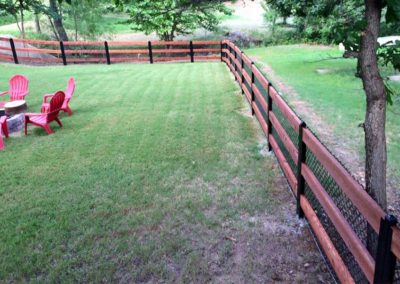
<box><xmin>242</xmin><ymin>83</ymin><xmax>252</xmax><ymax>103</ymax></box>
<box><xmin>17</xmin><ymin>56</ymin><xmax>61</xmax><ymax>63</ymax></box>
<box><xmin>252</xmin><ymin>84</ymin><xmax>268</xmax><ymax>113</ymax></box>
<box><xmin>241</xmin><ymin>53</ymin><xmax>252</xmax><ymax>67</ymax></box>
<box><xmin>300</xmin><ymin>195</ymin><xmax>355</xmax><ymax>284</ymax></box>
<box><xmin>392</xmin><ymin>228</ymin><xmax>400</xmax><ymax>259</ymax></box>
<box><xmin>253</xmin><ymin>102</ymin><xmax>268</xmax><ymax>136</ymax></box>
<box><xmin>152</xmin><ymin>49</ymin><xmax>190</xmax><ymax>54</ymax></box>
<box><xmin>269</xmin><ymin>135</ymin><xmax>297</xmax><ymax>193</ymax></box>
<box><xmin>269</xmin><ymin>111</ymin><xmax>298</xmax><ymax>163</ymax></box>
<box><xmin>14</xmin><ymin>47</ymin><xmax>61</xmax><ymax>54</ymax></box>
<box><xmin>252</xmin><ymin>65</ymin><xmax>270</xmax><ymax>90</ymax></box>
<box><xmin>64</xmin><ymin>50</ymin><xmax>106</xmax><ymax>55</ymax></box>
<box><xmin>192</xmin><ymin>40</ymin><xmax>221</xmax><ymax>45</ymax></box>
<box><xmin>302</xmin><ymin>164</ymin><xmax>375</xmax><ymax>283</ymax></box>
<box><xmin>12</xmin><ymin>38</ymin><xmax>60</xmax><ymax>45</ymax></box>
<box><xmin>109</xmin><ymin>49</ymin><xmax>149</xmax><ymax>54</ymax></box>
<box><xmin>154</xmin><ymin>56</ymin><xmax>190</xmax><ymax>62</ymax></box>
<box><xmin>234</xmin><ymin>45</ymin><xmax>241</xmax><ymax>56</ymax></box>
<box><xmin>242</xmin><ymin>70</ymin><xmax>252</xmax><ymax>85</ymax></box>
<box><xmin>0</xmin><ymin>46</ymin><xmax>12</xmax><ymax>51</ymax></box>
<box><xmin>193</xmin><ymin>48</ymin><xmax>220</xmax><ymax>53</ymax></box>
<box><xmin>302</xmin><ymin>128</ymin><xmax>385</xmax><ymax>234</ymax></box>
<box><xmin>107</xmin><ymin>41</ymin><xmax>148</xmax><ymax>46</ymax></box>
<box><xmin>0</xmin><ymin>54</ymin><xmax>13</xmax><ymax>61</ymax></box>
<box><xmin>193</xmin><ymin>56</ymin><xmax>221</xmax><ymax>61</ymax></box>
<box><xmin>269</xmin><ymin>86</ymin><xmax>301</xmax><ymax>132</ymax></box>
<box><xmin>110</xmin><ymin>57</ymin><xmax>150</xmax><ymax>62</ymax></box>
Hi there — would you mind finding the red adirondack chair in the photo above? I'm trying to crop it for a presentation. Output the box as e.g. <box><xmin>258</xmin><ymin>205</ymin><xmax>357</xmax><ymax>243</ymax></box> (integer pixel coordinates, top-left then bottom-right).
<box><xmin>0</xmin><ymin>75</ymin><xmax>29</xmax><ymax>107</ymax></box>
<box><xmin>0</xmin><ymin>116</ymin><xmax>9</xmax><ymax>151</ymax></box>
<box><xmin>25</xmin><ymin>91</ymin><xmax>65</xmax><ymax>135</ymax></box>
<box><xmin>41</xmin><ymin>77</ymin><xmax>75</xmax><ymax>115</ymax></box>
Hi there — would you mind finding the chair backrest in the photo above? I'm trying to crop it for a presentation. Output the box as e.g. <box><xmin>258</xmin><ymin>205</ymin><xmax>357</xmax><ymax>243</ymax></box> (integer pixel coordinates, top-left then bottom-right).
<box><xmin>47</xmin><ymin>91</ymin><xmax>65</xmax><ymax>122</ymax></box>
<box><xmin>9</xmin><ymin>75</ymin><xmax>29</xmax><ymax>101</ymax></box>
<box><xmin>65</xmin><ymin>77</ymin><xmax>76</xmax><ymax>100</ymax></box>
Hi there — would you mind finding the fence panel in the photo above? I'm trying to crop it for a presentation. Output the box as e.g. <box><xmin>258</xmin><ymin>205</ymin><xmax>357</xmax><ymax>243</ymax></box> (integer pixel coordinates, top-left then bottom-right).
<box><xmin>220</xmin><ymin>40</ymin><xmax>400</xmax><ymax>284</ymax></box>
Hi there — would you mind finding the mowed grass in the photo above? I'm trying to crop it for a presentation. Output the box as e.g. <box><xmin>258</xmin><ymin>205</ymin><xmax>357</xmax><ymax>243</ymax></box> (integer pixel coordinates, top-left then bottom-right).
<box><xmin>246</xmin><ymin>45</ymin><xmax>400</xmax><ymax>186</ymax></box>
<box><xmin>0</xmin><ymin>62</ymin><xmax>280</xmax><ymax>282</ymax></box>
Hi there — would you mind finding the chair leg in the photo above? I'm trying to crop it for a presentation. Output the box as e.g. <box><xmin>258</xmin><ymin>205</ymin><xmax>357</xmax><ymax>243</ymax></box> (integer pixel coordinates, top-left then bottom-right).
<box><xmin>2</xmin><ymin>122</ymin><xmax>8</xmax><ymax>138</ymax></box>
<box><xmin>65</xmin><ymin>106</ymin><xmax>73</xmax><ymax>116</ymax></box>
<box><xmin>0</xmin><ymin>135</ymin><xmax>4</xmax><ymax>151</ymax></box>
<box><xmin>55</xmin><ymin>117</ymin><xmax>63</xmax><ymax>127</ymax></box>
<box><xmin>43</xmin><ymin>124</ymin><xmax>53</xmax><ymax>135</ymax></box>
<box><xmin>25</xmin><ymin>120</ymin><xmax>28</xmax><ymax>135</ymax></box>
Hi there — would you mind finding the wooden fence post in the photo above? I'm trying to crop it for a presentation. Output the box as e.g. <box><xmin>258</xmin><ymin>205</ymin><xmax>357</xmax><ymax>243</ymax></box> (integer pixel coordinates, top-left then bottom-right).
<box><xmin>296</xmin><ymin>121</ymin><xmax>307</xmax><ymax>218</ymax></box>
<box><xmin>148</xmin><ymin>41</ymin><xmax>153</xmax><ymax>64</ymax></box>
<box><xmin>220</xmin><ymin>40</ymin><xmax>223</xmax><ymax>62</ymax></box>
<box><xmin>9</xmin><ymin>38</ymin><xmax>19</xmax><ymax>64</ymax></box>
<box><xmin>59</xmin><ymin>41</ymin><xmax>67</xmax><ymax>66</ymax></box>
<box><xmin>374</xmin><ymin>215</ymin><xmax>398</xmax><ymax>283</ymax></box>
<box><xmin>104</xmin><ymin>41</ymin><xmax>111</xmax><ymax>65</ymax></box>
<box><xmin>189</xmin><ymin>41</ymin><xmax>194</xmax><ymax>63</ymax></box>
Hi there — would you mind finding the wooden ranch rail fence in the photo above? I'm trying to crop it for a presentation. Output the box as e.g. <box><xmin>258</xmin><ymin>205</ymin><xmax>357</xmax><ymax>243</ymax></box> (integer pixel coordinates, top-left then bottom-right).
<box><xmin>221</xmin><ymin>39</ymin><xmax>400</xmax><ymax>284</ymax></box>
<box><xmin>0</xmin><ymin>37</ymin><xmax>221</xmax><ymax>64</ymax></box>
<box><xmin>0</xmin><ymin>37</ymin><xmax>399</xmax><ymax>283</ymax></box>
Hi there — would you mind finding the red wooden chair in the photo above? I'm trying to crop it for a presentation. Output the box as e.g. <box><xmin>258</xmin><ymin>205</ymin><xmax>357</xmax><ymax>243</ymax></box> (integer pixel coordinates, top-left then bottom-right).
<box><xmin>0</xmin><ymin>75</ymin><xmax>29</xmax><ymax>107</ymax></box>
<box><xmin>0</xmin><ymin>116</ymin><xmax>9</xmax><ymax>151</ymax></box>
<box><xmin>25</xmin><ymin>91</ymin><xmax>65</xmax><ymax>135</ymax></box>
<box><xmin>41</xmin><ymin>77</ymin><xmax>75</xmax><ymax>115</ymax></box>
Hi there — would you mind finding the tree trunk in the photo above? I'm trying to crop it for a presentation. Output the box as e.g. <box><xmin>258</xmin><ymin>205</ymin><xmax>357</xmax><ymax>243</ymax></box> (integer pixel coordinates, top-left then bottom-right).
<box><xmin>359</xmin><ymin>0</ymin><xmax>387</xmax><ymax>253</ymax></box>
<box><xmin>34</xmin><ymin>12</ymin><xmax>41</xmax><ymax>34</ymax></box>
<box><xmin>19</xmin><ymin>0</ymin><xmax>25</xmax><ymax>39</ymax></box>
<box><xmin>49</xmin><ymin>0</ymin><xmax>69</xmax><ymax>41</ymax></box>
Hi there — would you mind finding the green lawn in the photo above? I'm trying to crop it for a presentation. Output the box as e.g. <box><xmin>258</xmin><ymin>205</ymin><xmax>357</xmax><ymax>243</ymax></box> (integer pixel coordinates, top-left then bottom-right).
<box><xmin>246</xmin><ymin>45</ymin><xmax>400</xmax><ymax>189</ymax></box>
<box><xmin>0</xmin><ymin>62</ymin><xmax>328</xmax><ymax>282</ymax></box>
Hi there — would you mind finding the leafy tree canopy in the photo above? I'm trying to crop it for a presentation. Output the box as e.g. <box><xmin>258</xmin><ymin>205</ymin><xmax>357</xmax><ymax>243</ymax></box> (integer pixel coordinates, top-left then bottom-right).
<box><xmin>115</xmin><ymin>0</ymin><xmax>231</xmax><ymax>41</ymax></box>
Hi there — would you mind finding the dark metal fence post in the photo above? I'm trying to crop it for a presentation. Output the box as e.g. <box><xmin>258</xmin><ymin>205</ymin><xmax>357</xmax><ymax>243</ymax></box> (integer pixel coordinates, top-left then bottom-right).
<box><xmin>220</xmin><ymin>41</ymin><xmax>223</xmax><ymax>62</ymax></box>
<box><xmin>104</xmin><ymin>41</ymin><xmax>111</xmax><ymax>65</ymax></box>
<box><xmin>267</xmin><ymin>83</ymin><xmax>273</xmax><ymax>151</ymax></box>
<box><xmin>59</xmin><ymin>41</ymin><xmax>67</xmax><ymax>66</ymax></box>
<box><xmin>189</xmin><ymin>41</ymin><xmax>194</xmax><ymax>63</ymax></box>
<box><xmin>241</xmin><ymin>51</ymin><xmax>244</xmax><ymax>95</ymax></box>
<box><xmin>148</xmin><ymin>41</ymin><xmax>153</xmax><ymax>64</ymax></box>
<box><xmin>374</xmin><ymin>215</ymin><xmax>398</xmax><ymax>283</ymax></box>
<box><xmin>296</xmin><ymin>121</ymin><xmax>307</xmax><ymax>218</ymax></box>
<box><xmin>9</xmin><ymin>38</ymin><xmax>19</xmax><ymax>64</ymax></box>
<box><xmin>234</xmin><ymin>49</ymin><xmax>237</xmax><ymax>81</ymax></box>
<box><xmin>251</xmin><ymin>62</ymin><xmax>255</xmax><ymax>115</ymax></box>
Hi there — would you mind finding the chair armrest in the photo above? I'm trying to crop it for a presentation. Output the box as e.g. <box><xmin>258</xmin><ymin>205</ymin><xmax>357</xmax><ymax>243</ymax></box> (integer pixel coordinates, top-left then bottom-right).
<box><xmin>42</xmin><ymin>94</ymin><xmax>54</xmax><ymax>104</ymax></box>
<box><xmin>25</xmin><ymin>112</ymin><xmax>45</xmax><ymax>117</ymax></box>
<box><xmin>0</xmin><ymin>91</ymin><xmax>8</xmax><ymax>96</ymax></box>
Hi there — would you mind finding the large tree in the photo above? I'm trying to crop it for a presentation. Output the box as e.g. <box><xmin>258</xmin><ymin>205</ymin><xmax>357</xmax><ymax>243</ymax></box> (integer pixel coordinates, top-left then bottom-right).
<box><xmin>265</xmin><ymin>0</ymin><xmax>400</xmax><ymax>211</ymax></box>
<box><xmin>116</xmin><ymin>0</ymin><xmax>231</xmax><ymax>41</ymax></box>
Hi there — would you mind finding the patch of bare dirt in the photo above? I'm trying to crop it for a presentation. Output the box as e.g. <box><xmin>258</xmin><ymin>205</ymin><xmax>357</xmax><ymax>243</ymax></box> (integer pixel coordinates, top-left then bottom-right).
<box><xmin>252</xmin><ymin>59</ymin><xmax>400</xmax><ymax>218</ymax></box>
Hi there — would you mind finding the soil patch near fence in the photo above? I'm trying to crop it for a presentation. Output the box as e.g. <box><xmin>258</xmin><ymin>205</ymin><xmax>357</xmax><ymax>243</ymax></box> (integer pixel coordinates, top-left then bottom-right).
<box><xmin>253</xmin><ymin>57</ymin><xmax>400</xmax><ymax>218</ymax></box>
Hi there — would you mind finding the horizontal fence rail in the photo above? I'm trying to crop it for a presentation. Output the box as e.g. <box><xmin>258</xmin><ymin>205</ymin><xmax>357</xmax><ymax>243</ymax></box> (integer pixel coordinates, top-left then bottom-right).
<box><xmin>0</xmin><ymin>37</ymin><xmax>222</xmax><ymax>65</ymax></box>
<box><xmin>221</xmin><ymin>39</ymin><xmax>400</xmax><ymax>284</ymax></box>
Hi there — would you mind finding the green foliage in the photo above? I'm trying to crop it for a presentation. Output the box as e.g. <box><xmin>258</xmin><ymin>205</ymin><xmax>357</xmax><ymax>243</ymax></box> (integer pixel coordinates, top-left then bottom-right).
<box><xmin>116</xmin><ymin>0</ymin><xmax>231</xmax><ymax>40</ymax></box>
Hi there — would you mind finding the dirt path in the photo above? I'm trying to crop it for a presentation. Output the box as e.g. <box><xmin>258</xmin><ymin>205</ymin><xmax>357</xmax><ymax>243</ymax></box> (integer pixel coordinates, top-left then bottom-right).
<box><xmin>252</xmin><ymin>58</ymin><xmax>400</xmax><ymax>217</ymax></box>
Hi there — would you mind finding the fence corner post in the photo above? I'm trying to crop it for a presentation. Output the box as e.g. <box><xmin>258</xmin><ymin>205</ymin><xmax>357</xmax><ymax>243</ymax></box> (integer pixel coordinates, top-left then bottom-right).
<box><xmin>189</xmin><ymin>41</ymin><xmax>194</xmax><ymax>63</ymax></box>
<box><xmin>59</xmin><ymin>41</ymin><xmax>67</xmax><ymax>66</ymax></box>
<box><xmin>296</xmin><ymin>121</ymin><xmax>307</xmax><ymax>218</ymax></box>
<box><xmin>374</xmin><ymin>214</ymin><xmax>398</xmax><ymax>284</ymax></box>
<box><xmin>267</xmin><ymin>83</ymin><xmax>273</xmax><ymax>151</ymax></box>
<box><xmin>9</xmin><ymin>38</ymin><xmax>19</xmax><ymax>64</ymax></box>
<box><xmin>104</xmin><ymin>41</ymin><xmax>111</xmax><ymax>65</ymax></box>
<box><xmin>148</xmin><ymin>41</ymin><xmax>153</xmax><ymax>64</ymax></box>
<box><xmin>250</xmin><ymin>62</ymin><xmax>255</xmax><ymax>116</ymax></box>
